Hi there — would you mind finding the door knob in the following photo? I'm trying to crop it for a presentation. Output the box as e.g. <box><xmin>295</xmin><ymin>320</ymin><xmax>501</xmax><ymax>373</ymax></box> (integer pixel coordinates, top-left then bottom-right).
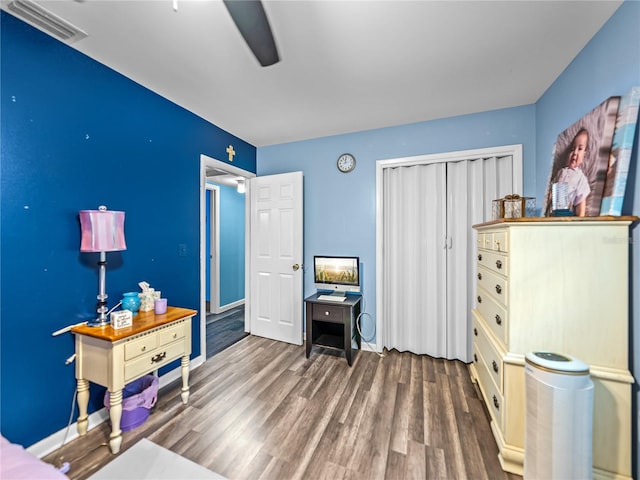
<box><xmin>292</xmin><ymin>264</ymin><xmax>300</xmax><ymax>271</ymax></box>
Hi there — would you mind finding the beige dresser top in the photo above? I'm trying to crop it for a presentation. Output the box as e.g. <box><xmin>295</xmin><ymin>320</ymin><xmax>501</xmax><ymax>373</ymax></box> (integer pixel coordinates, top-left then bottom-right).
<box><xmin>71</xmin><ymin>306</ymin><xmax>197</xmax><ymax>342</ymax></box>
<box><xmin>474</xmin><ymin>215</ymin><xmax>637</xmax><ymax>229</ymax></box>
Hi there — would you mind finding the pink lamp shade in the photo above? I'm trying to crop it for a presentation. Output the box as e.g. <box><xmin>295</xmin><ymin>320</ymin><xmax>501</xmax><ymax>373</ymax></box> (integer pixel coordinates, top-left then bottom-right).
<box><xmin>79</xmin><ymin>207</ymin><xmax>126</xmax><ymax>252</ymax></box>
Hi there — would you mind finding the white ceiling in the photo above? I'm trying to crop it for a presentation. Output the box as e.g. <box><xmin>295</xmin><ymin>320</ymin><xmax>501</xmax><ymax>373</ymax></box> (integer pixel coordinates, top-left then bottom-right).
<box><xmin>2</xmin><ymin>0</ymin><xmax>622</xmax><ymax>147</ymax></box>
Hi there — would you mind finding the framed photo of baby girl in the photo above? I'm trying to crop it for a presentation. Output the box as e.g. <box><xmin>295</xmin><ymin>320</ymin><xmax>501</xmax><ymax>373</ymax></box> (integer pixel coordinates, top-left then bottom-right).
<box><xmin>542</xmin><ymin>96</ymin><xmax>620</xmax><ymax>217</ymax></box>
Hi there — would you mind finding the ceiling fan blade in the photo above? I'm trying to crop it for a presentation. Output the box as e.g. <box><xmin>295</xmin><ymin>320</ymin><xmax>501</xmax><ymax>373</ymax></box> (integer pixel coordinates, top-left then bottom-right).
<box><xmin>223</xmin><ymin>0</ymin><xmax>280</xmax><ymax>67</ymax></box>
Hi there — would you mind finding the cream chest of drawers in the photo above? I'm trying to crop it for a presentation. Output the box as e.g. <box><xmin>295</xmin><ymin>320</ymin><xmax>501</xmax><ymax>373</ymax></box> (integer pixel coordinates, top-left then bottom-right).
<box><xmin>469</xmin><ymin>217</ymin><xmax>635</xmax><ymax>479</ymax></box>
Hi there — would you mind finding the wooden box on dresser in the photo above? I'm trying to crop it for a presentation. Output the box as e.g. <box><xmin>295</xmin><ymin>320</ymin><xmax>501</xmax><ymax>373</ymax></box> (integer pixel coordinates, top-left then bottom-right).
<box><xmin>469</xmin><ymin>217</ymin><xmax>637</xmax><ymax>480</ymax></box>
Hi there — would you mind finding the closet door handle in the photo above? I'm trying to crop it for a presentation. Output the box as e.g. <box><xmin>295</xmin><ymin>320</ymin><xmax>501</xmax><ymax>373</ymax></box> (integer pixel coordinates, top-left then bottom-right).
<box><xmin>496</xmin><ymin>260</ymin><xmax>502</xmax><ymax>269</ymax></box>
<box><xmin>478</xmin><ymin>254</ymin><xmax>483</xmax><ymax>261</ymax></box>
<box><xmin>493</xmin><ymin>395</ymin><xmax>500</xmax><ymax>410</ymax></box>
<box><xmin>495</xmin><ymin>314</ymin><xmax>502</xmax><ymax>326</ymax></box>
<box><xmin>495</xmin><ymin>284</ymin><xmax>502</xmax><ymax>294</ymax></box>
<box><xmin>477</xmin><ymin>272</ymin><xmax>482</xmax><ymax>280</ymax></box>
<box><xmin>474</xmin><ymin>354</ymin><xmax>478</xmax><ymax>362</ymax></box>
<box><xmin>492</xmin><ymin>360</ymin><xmax>499</xmax><ymax>373</ymax></box>
<box><xmin>477</xmin><ymin>295</ymin><xmax>482</xmax><ymax>303</ymax></box>
<box><xmin>473</xmin><ymin>328</ymin><xmax>478</xmax><ymax>336</ymax></box>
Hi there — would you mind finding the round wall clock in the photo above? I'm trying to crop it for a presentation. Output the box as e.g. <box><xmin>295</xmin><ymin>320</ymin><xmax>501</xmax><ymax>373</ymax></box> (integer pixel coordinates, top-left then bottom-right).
<box><xmin>337</xmin><ymin>153</ymin><xmax>356</xmax><ymax>173</ymax></box>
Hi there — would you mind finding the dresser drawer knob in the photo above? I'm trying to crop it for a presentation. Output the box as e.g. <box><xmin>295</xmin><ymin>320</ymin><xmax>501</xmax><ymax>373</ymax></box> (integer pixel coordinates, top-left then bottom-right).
<box><xmin>478</xmin><ymin>254</ymin><xmax>483</xmax><ymax>261</ymax></box>
<box><xmin>325</xmin><ymin>311</ymin><xmax>330</xmax><ymax>316</ymax></box>
<box><xmin>477</xmin><ymin>295</ymin><xmax>482</xmax><ymax>303</ymax></box>
<box><xmin>495</xmin><ymin>314</ymin><xmax>502</xmax><ymax>325</ymax></box>
<box><xmin>474</xmin><ymin>354</ymin><xmax>478</xmax><ymax>362</ymax></box>
<box><xmin>473</xmin><ymin>328</ymin><xmax>478</xmax><ymax>336</ymax></box>
<box><xmin>477</xmin><ymin>272</ymin><xmax>482</xmax><ymax>280</ymax></box>
<box><xmin>492</xmin><ymin>360</ymin><xmax>499</xmax><ymax>373</ymax></box>
<box><xmin>495</xmin><ymin>284</ymin><xmax>502</xmax><ymax>294</ymax></box>
<box><xmin>496</xmin><ymin>260</ymin><xmax>502</xmax><ymax>269</ymax></box>
<box><xmin>141</xmin><ymin>346</ymin><xmax>146</xmax><ymax>352</ymax></box>
<box><xmin>173</xmin><ymin>333</ymin><xmax>178</xmax><ymax>339</ymax></box>
<box><xmin>493</xmin><ymin>395</ymin><xmax>500</xmax><ymax>409</ymax></box>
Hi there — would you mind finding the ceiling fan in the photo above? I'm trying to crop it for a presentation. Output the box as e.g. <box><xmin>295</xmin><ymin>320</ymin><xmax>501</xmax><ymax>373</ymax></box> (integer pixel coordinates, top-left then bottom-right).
<box><xmin>5</xmin><ymin>0</ymin><xmax>280</xmax><ymax>66</ymax></box>
<box><xmin>222</xmin><ymin>0</ymin><xmax>280</xmax><ymax>67</ymax></box>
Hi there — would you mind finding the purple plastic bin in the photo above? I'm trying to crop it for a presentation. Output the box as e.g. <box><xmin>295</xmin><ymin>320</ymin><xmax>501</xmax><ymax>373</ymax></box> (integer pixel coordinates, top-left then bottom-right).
<box><xmin>104</xmin><ymin>374</ymin><xmax>159</xmax><ymax>432</ymax></box>
<box><xmin>120</xmin><ymin>404</ymin><xmax>149</xmax><ymax>432</ymax></box>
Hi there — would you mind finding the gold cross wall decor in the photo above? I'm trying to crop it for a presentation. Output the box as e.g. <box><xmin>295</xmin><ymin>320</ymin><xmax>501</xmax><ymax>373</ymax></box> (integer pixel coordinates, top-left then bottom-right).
<box><xmin>226</xmin><ymin>145</ymin><xmax>236</xmax><ymax>162</ymax></box>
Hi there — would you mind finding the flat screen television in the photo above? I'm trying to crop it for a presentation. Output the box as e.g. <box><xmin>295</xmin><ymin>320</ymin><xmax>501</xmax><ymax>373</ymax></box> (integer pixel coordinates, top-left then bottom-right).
<box><xmin>313</xmin><ymin>255</ymin><xmax>360</xmax><ymax>295</ymax></box>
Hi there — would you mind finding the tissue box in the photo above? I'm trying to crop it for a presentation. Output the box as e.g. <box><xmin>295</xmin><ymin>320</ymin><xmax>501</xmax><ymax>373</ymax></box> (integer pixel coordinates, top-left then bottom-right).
<box><xmin>139</xmin><ymin>289</ymin><xmax>161</xmax><ymax>312</ymax></box>
<box><xmin>111</xmin><ymin>310</ymin><xmax>133</xmax><ymax>329</ymax></box>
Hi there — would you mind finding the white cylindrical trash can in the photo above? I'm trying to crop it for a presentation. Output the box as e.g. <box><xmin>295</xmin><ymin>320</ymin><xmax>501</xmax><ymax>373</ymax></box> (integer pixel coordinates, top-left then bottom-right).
<box><xmin>524</xmin><ymin>351</ymin><xmax>594</xmax><ymax>480</ymax></box>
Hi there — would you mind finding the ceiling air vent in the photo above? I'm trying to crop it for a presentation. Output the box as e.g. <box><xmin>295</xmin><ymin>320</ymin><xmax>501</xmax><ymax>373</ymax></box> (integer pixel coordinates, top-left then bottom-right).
<box><xmin>5</xmin><ymin>0</ymin><xmax>87</xmax><ymax>43</ymax></box>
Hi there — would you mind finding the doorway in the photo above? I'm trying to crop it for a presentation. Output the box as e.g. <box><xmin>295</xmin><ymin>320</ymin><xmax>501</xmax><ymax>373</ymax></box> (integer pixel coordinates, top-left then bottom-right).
<box><xmin>205</xmin><ymin>182</ymin><xmax>246</xmax><ymax>315</ymax></box>
<box><xmin>199</xmin><ymin>154</ymin><xmax>255</xmax><ymax>360</ymax></box>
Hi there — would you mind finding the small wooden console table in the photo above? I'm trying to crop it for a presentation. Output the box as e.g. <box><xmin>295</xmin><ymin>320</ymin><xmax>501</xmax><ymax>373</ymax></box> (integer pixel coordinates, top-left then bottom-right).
<box><xmin>71</xmin><ymin>306</ymin><xmax>196</xmax><ymax>454</ymax></box>
<box><xmin>305</xmin><ymin>293</ymin><xmax>362</xmax><ymax>366</ymax></box>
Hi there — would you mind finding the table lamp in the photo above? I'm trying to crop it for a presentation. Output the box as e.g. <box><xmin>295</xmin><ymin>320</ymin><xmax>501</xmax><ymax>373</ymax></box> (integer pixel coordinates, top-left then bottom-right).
<box><xmin>79</xmin><ymin>205</ymin><xmax>126</xmax><ymax>327</ymax></box>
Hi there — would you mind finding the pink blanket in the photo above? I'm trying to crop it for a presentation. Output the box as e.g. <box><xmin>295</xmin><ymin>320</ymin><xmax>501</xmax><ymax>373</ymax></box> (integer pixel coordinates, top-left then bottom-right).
<box><xmin>0</xmin><ymin>435</ymin><xmax>67</xmax><ymax>479</ymax></box>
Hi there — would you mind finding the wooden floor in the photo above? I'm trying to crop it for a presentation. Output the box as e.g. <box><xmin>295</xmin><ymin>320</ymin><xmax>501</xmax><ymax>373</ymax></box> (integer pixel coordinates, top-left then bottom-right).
<box><xmin>206</xmin><ymin>306</ymin><xmax>248</xmax><ymax>358</ymax></box>
<box><xmin>45</xmin><ymin>336</ymin><xmax>521</xmax><ymax>480</ymax></box>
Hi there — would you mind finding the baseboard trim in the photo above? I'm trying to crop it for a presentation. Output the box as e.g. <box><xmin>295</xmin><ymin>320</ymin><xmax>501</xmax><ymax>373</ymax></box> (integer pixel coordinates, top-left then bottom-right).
<box><xmin>359</xmin><ymin>341</ymin><xmax>380</xmax><ymax>353</ymax></box>
<box><xmin>210</xmin><ymin>299</ymin><xmax>245</xmax><ymax>315</ymax></box>
<box><xmin>27</xmin><ymin>406</ymin><xmax>109</xmax><ymax>459</ymax></box>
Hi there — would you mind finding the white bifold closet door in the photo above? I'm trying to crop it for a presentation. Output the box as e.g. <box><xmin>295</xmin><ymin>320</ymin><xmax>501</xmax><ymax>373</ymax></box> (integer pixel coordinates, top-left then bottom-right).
<box><xmin>381</xmin><ymin>154</ymin><xmax>515</xmax><ymax>362</ymax></box>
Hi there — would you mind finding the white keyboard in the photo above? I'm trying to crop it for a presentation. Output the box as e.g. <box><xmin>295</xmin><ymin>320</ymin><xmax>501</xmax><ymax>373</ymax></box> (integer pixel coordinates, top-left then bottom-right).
<box><xmin>317</xmin><ymin>295</ymin><xmax>346</xmax><ymax>302</ymax></box>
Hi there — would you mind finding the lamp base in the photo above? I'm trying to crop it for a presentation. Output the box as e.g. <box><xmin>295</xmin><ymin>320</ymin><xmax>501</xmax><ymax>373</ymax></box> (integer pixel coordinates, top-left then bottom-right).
<box><xmin>86</xmin><ymin>317</ymin><xmax>110</xmax><ymax>327</ymax></box>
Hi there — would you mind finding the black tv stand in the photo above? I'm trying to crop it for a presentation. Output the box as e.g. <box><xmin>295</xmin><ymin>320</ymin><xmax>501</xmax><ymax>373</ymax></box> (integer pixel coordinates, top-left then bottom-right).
<box><xmin>305</xmin><ymin>292</ymin><xmax>362</xmax><ymax>366</ymax></box>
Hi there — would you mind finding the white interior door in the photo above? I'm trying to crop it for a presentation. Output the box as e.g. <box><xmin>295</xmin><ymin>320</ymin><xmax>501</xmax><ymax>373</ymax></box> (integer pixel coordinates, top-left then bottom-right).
<box><xmin>382</xmin><ymin>163</ymin><xmax>448</xmax><ymax>356</ymax></box>
<box><xmin>249</xmin><ymin>171</ymin><xmax>304</xmax><ymax>345</ymax></box>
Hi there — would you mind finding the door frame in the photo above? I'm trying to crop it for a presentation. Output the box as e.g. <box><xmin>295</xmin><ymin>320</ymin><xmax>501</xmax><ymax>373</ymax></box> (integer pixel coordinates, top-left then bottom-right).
<box><xmin>206</xmin><ymin>184</ymin><xmax>220</xmax><ymax>314</ymax></box>
<box><xmin>375</xmin><ymin>144</ymin><xmax>523</xmax><ymax>352</ymax></box>
<box><xmin>200</xmin><ymin>154</ymin><xmax>255</xmax><ymax>361</ymax></box>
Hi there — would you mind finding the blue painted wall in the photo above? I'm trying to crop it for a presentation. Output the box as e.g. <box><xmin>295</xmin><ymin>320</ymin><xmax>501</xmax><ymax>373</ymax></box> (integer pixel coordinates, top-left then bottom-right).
<box><xmin>258</xmin><ymin>106</ymin><xmax>536</xmax><ymax>336</ymax></box>
<box><xmin>219</xmin><ymin>184</ymin><xmax>246</xmax><ymax>306</ymax></box>
<box><xmin>205</xmin><ymin>183</ymin><xmax>245</xmax><ymax>306</ymax></box>
<box><xmin>0</xmin><ymin>12</ymin><xmax>255</xmax><ymax>448</ymax></box>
